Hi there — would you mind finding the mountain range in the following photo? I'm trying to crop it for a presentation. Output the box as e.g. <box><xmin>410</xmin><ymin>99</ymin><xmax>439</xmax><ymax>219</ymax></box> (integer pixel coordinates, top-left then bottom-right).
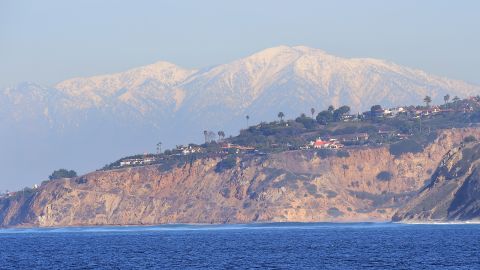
<box><xmin>1</xmin><ymin>45</ymin><xmax>479</xmax><ymax>190</ymax></box>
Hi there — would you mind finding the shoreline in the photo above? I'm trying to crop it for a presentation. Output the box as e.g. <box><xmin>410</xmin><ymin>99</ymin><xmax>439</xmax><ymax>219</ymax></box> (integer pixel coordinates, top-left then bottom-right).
<box><xmin>396</xmin><ymin>220</ymin><xmax>480</xmax><ymax>225</ymax></box>
<box><xmin>2</xmin><ymin>220</ymin><xmax>480</xmax><ymax>232</ymax></box>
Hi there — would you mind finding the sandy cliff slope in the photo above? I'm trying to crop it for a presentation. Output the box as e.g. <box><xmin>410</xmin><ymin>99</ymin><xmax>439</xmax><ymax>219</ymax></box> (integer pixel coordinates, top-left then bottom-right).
<box><xmin>393</xmin><ymin>139</ymin><xmax>480</xmax><ymax>222</ymax></box>
<box><xmin>1</xmin><ymin>128</ymin><xmax>479</xmax><ymax>227</ymax></box>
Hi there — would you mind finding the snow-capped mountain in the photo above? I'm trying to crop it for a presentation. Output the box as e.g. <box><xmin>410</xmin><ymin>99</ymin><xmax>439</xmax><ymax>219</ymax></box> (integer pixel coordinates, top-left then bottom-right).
<box><xmin>1</xmin><ymin>45</ymin><xmax>479</xmax><ymax>190</ymax></box>
<box><xmin>7</xmin><ymin>45</ymin><xmax>478</xmax><ymax>125</ymax></box>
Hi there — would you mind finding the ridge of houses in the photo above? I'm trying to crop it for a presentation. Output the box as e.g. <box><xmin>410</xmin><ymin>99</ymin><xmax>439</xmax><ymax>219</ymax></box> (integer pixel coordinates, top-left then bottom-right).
<box><xmin>119</xmin><ymin>157</ymin><xmax>156</xmax><ymax>167</ymax></box>
<box><xmin>302</xmin><ymin>133</ymin><xmax>370</xmax><ymax>150</ymax></box>
<box><xmin>366</xmin><ymin>103</ymin><xmax>476</xmax><ymax>120</ymax></box>
<box><xmin>221</xmin><ymin>143</ymin><xmax>255</xmax><ymax>151</ymax></box>
<box><xmin>113</xmin><ymin>97</ymin><xmax>480</xmax><ymax>169</ymax></box>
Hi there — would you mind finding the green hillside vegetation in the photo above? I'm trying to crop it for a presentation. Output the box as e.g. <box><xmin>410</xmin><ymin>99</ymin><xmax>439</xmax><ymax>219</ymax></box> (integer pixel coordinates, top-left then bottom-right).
<box><xmin>102</xmin><ymin>96</ymin><xmax>480</xmax><ymax>171</ymax></box>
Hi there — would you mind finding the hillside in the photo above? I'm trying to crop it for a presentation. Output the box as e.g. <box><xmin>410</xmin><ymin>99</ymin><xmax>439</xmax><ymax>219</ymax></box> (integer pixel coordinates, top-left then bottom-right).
<box><xmin>393</xmin><ymin>139</ymin><xmax>480</xmax><ymax>222</ymax></box>
<box><xmin>1</xmin><ymin>128</ymin><xmax>479</xmax><ymax>227</ymax></box>
<box><xmin>2</xmin><ymin>45</ymin><xmax>480</xmax><ymax>191</ymax></box>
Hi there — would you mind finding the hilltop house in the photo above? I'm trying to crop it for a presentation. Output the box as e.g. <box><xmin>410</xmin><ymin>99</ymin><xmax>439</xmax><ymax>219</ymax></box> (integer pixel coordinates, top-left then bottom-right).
<box><xmin>341</xmin><ymin>114</ymin><xmax>359</xmax><ymax>122</ymax></box>
<box><xmin>387</xmin><ymin>107</ymin><xmax>407</xmax><ymax>117</ymax></box>
<box><xmin>221</xmin><ymin>143</ymin><xmax>255</xmax><ymax>153</ymax></box>
<box><xmin>176</xmin><ymin>145</ymin><xmax>203</xmax><ymax>155</ymax></box>
<box><xmin>120</xmin><ymin>157</ymin><xmax>156</xmax><ymax>167</ymax></box>
<box><xmin>414</xmin><ymin>106</ymin><xmax>442</xmax><ymax>117</ymax></box>
<box><xmin>308</xmin><ymin>138</ymin><xmax>344</xmax><ymax>149</ymax></box>
<box><xmin>328</xmin><ymin>133</ymin><xmax>369</xmax><ymax>144</ymax></box>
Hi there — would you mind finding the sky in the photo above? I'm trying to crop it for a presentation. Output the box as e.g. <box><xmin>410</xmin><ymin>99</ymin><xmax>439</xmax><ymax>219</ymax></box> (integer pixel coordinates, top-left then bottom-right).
<box><xmin>0</xmin><ymin>0</ymin><xmax>479</xmax><ymax>89</ymax></box>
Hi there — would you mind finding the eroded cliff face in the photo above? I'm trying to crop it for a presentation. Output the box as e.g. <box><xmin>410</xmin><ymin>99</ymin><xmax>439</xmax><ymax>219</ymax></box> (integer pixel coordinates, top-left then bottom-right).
<box><xmin>1</xmin><ymin>128</ymin><xmax>479</xmax><ymax>227</ymax></box>
<box><xmin>393</xmin><ymin>140</ymin><xmax>480</xmax><ymax>222</ymax></box>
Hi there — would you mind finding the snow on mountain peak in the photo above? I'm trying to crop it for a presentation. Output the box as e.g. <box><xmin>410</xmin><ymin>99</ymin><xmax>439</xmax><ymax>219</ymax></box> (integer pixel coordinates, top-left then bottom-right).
<box><xmin>54</xmin><ymin>61</ymin><xmax>196</xmax><ymax>108</ymax></box>
<box><xmin>6</xmin><ymin>45</ymin><xmax>478</xmax><ymax>116</ymax></box>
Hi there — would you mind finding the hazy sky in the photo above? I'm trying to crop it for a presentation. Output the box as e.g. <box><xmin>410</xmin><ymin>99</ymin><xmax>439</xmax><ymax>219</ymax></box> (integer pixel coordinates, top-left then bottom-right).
<box><xmin>0</xmin><ymin>0</ymin><xmax>479</xmax><ymax>88</ymax></box>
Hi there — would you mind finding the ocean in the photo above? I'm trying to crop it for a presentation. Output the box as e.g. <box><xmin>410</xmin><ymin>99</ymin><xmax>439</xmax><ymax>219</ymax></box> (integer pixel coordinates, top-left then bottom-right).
<box><xmin>0</xmin><ymin>223</ymin><xmax>479</xmax><ymax>269</ymax></box>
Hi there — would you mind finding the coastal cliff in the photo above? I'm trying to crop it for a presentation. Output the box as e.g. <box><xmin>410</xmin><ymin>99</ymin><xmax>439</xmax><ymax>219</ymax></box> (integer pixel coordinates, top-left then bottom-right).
<box><xmin>1</xmin><ymin>128</ymin><xmax>479</xmax><ymax>227</ymax></box>
<box><xmin>393</xmin><ymin>138</ymin><xmax>480</xmax><ymax>222</ymax></box>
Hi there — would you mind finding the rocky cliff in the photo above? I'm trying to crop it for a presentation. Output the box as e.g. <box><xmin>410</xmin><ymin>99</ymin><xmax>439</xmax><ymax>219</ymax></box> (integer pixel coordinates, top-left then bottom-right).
<box><xmin>1</xmin><ymin>128</ymin><xmax>479</xmax><ymax>227</ymax></box>
<box><xmin>393</xmin><ymin>139</ymin><xmax>480</xmax><ymax>222</ymax></box>
<box><xmin>3</xmin><ymin>45</ymin><xmax>480</xmax><ymax>193</ymax></box>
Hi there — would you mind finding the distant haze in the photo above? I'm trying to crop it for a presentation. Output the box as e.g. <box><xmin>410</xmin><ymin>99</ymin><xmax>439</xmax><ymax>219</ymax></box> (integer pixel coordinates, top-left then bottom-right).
<box><xmin>0</xmin><ymin>0</ymin><xmax>479</xmax><ymax>88</ymax></box>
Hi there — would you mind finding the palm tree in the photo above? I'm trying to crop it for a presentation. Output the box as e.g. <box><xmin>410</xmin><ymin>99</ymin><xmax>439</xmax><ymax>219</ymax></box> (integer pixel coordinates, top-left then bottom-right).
<box><xmin>245</xmin><ymin>115</ymin><xmax>250</xmax><ymax>127</ymax></box>
<box><xmin>423</xmin><ymin>96</ymin><xmax>432</xmax><ymax>108</ymax></box>
<box><xmin>444</xmin><ymin>94</ymin><xmax>450</xmax><ymax>108</ymax></box>
<box><xmin>156</xmin><ymin>142</ymin><xmax>162</xmax><ymax>154</ymax></box>
<box><xmin>310</xmin><ymin>108</ymin><xmax>315</xmax><ymax>118</ymax></box>
<box><xmin>203</xmin><ymin>130</ymin><xmax>208</xmax><ymax>144</ymax></box>
<box><xmin>217</xmin><ymin>131</ymin><xmax>225</xmax><ymax>141</ymax></box>
<box><xmin>278</xmin><ymin>112</ymin><xmax>285</xmax><ymax>122</ymax></box>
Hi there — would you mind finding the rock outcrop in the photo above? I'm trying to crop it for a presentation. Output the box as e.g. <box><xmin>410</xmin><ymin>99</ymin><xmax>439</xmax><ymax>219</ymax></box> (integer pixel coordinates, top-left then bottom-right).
<box><xmin>1</xmin><ymin>128</ymin><xmax>480</xmax><ymax>227</ymax></box>
<box><xmin>393</xmin><ymin>139</ymin><xmax>480</xmax><ymax>222</ymax></box>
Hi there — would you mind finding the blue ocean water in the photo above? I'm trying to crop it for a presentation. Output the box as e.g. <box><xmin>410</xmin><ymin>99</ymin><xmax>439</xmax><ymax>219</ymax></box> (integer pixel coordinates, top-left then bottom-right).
<box><xmin>0</xmin><ymin>223</ymin><xmax>479</xmax><ymax>269</ymax></box>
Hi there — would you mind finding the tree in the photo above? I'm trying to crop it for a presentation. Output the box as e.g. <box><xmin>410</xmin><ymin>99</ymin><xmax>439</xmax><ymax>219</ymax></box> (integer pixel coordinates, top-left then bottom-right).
<box><xmin>245</xmin><ymin>115</ymin><xmax>250</xmax><ymax>127</ymax></box>
<box><xmin>444</xmin><ymin>94</ymin><xmax>450</xmax><ymax>108</ymax></box>
<box><xmin>156</xmin><ymin>142</ymin><xmax>162</xmax><ymax>154</ymax></box>
<box><xmin>371</xmin><ymin>105</ymin><xmax>382</xmax><ymax>112</ymax></box>
<box><xmin>203</xmin><ymin>130</ymin><xmax>217</xmax><ymax>143</ymax></box>
<box><xmin>333</xmin><ymin>105</ymin><xmax>351</xmax><ymax>121</ymax></box>
<box><xmin>423</xmin><ymin>96</ymin><xmax>432</xmax><ymax>108</ymax></box>
<box><xmin>310</xmin><ymin>108</ymin><xmax>315</xmax><ymax>118</ymax></box>
<box><xmin>316</xmin><ymin>110</ymin><xmax>333</xmax><ymax>125</ymax></box>
<box><xmin>278</xmin><ymin>112</ymin><xmax>285</xmax><ymax>122</ymax></box>
<box><xmin>327</xmin><ymin>105</ymin><xmax>335</xmax><ymax>113</ymax></box>
<box><xmin>452</xmin><ymin>96</ymin><xmax>461</xmax><ymax>111</ymax></box>
<box><xmin>370</xmin><ymin>105</ymin><xmax>383</xmax><ymax>119</ymax></box>
<box><xmin>49</xmin><ymin>169</ymin><xmax>77</xmax><ymax>180</ymax></box>
<box><xmin>296</xmin><ymin>114</ymin><xmax>315</xmax><ymax>129</ymax></box>
<box><xmin>218</xmin><ymin>131</ymin><xmax>225</xmax><ymax>141</ymax></box>
<box><xmin>207</xmin><ymin>131</ymin><xmax>217</xmax><ymax>142</ymax></box>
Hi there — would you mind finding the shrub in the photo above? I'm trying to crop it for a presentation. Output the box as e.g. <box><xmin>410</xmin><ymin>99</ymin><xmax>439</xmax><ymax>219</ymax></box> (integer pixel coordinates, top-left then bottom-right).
<box><xmin>336</xmin><ymin>150</ymin><xmax>350</xmax><ymax>158</ymax></box>
<box><xmin>75</xmin><ymin>177</ymin><xmax>88</xmax><ymax>184</ymax></box>
<box><xmin>305</xmin><ymin>183</ymin><xmax>317</xmax><ymax>195</ymax></box>
<box><xmin>327</xmin><ymin>207</ymin><xmax>344</xmax><ymax>217</ymax></box>
<box><xmin>220</xmin><ymin>188</ymin><xmax>231</xmax><ymax>198</ymax></box>
<box><xmin>464</xmin><ymin>135</ymin><xmax>477</xmax><ymax>143</ymax></box>
<box><xmin>326</xmin><ymin>190</ymin><xmax>337</xmax><ymax>198</ymax></box>
<box><xmin>215</xmin><ymin>157</ymin><xmax>237</xmax><ymax>173</ymax></box>
<box><xmin>317</xmin><ymin>149</ymin><xmax>334</xmax><ymax>159</ymax></box>
<box><xmin>376</xmin><ymin>171</ymin><xmax>393</xmax><ymax>181</ymax></box>
<box><xmin>389</xmin><ymin>139</ymin><xmax>423</xmax><ymax>157</ymax></box>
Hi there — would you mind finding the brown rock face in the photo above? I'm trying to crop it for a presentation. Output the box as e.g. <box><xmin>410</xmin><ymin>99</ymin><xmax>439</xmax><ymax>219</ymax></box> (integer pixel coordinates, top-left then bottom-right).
<box><xmin>1</xmin><ymin>128</ymin><xmax>479</xmax><ymax>227</ymax></box>
<box><xmin>393</xmin><ymin>140</ymin><xmax>480</xmax><ymax>222</ymax></box>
